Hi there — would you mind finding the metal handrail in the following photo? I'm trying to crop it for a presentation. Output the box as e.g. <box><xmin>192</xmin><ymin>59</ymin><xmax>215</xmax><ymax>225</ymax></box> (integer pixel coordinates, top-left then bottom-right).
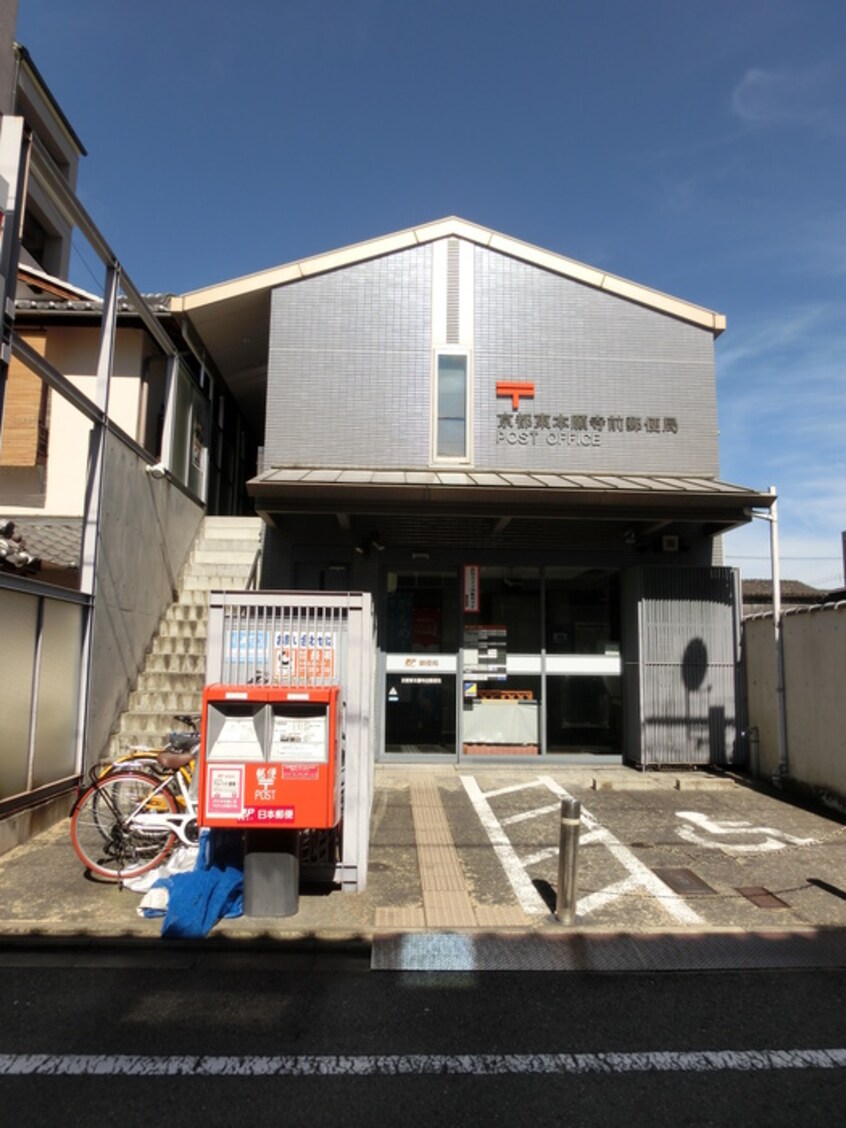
<box><xmin>245</xmin><ymin>546</ymin><xmax>262</xmax><ymax>590</ymax></box>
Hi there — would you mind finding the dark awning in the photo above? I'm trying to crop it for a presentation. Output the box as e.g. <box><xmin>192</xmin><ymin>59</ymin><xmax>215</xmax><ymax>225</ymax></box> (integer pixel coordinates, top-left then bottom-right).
<box><xmin>248</xmin><ymin>467</ymin><xmax>773</xmax><ymax>534</ymax></box>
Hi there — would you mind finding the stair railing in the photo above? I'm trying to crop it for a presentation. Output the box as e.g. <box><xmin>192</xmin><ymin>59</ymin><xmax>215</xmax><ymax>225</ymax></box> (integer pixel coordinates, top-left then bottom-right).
<box><xmin>245</xmin><ymin>545</ymin><xmax>262</xmax><ymax>590</ymax></box>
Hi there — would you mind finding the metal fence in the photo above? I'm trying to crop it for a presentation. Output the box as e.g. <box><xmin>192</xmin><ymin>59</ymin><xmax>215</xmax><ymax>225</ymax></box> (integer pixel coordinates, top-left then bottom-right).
<box><xmin>205</xmin><ymin>590</ymin><xmax>376</xmax><ymax>891</ymax></box>
<box><xmin>625</xmin><ymin>566</ymin><xmax>743</xmax><ymax>767</ymax></box>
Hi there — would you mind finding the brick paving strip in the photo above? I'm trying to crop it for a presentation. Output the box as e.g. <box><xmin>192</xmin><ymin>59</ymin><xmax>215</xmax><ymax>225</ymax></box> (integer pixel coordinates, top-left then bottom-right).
<box><xmin>374</xmin><ymin>776</ymin><xmax>530</xmax><ymax>930</ymax></box>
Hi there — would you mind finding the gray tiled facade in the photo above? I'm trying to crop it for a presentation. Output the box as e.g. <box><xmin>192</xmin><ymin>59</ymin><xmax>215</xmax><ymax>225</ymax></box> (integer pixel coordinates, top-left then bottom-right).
<box><xmin>265</xmin><ymin>239</ymin><xmax>718</xmax><ymax>478</ymax></box>
<box><xmin>266</xmin><ymin>247</ymin><xmax>433</xmax><ymax>468</ymax></box>
<box><xmin>474</xmin><ymin>249</ymin><xmax>718</xmax><ymax>476</ymax></box>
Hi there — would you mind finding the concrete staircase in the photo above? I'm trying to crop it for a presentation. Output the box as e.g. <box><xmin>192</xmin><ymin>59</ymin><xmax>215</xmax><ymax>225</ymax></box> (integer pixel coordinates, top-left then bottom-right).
<box><xmin>108</xmin><ymin>515</ymin><xmax>264</xmax><ymax>757</ymax></box>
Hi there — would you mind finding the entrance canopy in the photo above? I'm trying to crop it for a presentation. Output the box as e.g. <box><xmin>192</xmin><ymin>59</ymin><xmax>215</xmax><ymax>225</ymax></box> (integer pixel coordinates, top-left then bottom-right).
<box><xmin>248</xmin><ymin>466</ymin><xmax>773</xmax><ymax>537</ymax></box>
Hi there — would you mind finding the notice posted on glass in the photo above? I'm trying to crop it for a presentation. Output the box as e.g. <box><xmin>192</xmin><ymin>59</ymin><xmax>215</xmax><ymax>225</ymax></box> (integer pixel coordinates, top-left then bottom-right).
<box><xmin>270</xmin><ymin>712</ymin><xmax>328</xmax><ymax>762</ymax></box>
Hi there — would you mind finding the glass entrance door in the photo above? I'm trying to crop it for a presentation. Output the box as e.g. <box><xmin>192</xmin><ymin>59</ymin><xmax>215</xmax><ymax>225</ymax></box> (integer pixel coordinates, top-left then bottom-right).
<box><xmin>384</xmin><ymin>569</ymin><xmax>458</xmax><ymax>756</ymax></box>
<box><xmin>544</xmin><ymin>567</ymin><xmax>622</xmax><ymax>756</ymax></box>
<box><xmin>381</xmin><ymin>563</ymin><xmax>623</xmax><ymax>760</ymax></box>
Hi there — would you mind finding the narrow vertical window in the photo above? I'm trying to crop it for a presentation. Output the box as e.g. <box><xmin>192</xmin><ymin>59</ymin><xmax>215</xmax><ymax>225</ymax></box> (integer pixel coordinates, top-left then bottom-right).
<box><xmin>436</xmin><ymin>353</ymin><xmax>468</xmax><ymax>460</ymax></box>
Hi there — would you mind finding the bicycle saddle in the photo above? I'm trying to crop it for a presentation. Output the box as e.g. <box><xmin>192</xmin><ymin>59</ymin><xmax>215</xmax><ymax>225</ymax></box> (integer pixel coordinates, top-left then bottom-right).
<box><xmin>157</xmin><ymin>749</ymin><xmax>195</xmax><ymax>770</ymax></box>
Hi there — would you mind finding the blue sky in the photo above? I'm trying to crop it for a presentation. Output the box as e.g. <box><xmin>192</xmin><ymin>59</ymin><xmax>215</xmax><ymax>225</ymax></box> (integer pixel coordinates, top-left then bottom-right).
<box><xmin>14</xmin><ymin>0</ymin><xmax>846</xmax><ymax>586</ymax></box>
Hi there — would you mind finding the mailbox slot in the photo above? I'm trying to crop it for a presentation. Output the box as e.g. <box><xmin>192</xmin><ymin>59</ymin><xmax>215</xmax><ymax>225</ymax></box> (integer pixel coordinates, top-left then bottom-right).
<box><xmin>198</xmin><ymin>685</ymin><xmax>341</xmax><ymax>831</ymax></box>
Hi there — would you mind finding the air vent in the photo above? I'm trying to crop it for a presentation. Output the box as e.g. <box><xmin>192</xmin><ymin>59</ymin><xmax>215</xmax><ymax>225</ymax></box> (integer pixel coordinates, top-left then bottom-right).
<box><xmin>446</xmin><ymin>238</ymin><xmax>460</xmax><ymax>344</ymax></box>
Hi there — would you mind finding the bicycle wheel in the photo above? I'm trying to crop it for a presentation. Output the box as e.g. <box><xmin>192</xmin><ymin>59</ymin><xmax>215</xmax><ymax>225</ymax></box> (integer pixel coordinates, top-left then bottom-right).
<box><xmin>70</xmin><ymin>770</ymin><xmax>178</xmax><ymax>881</ymax></box>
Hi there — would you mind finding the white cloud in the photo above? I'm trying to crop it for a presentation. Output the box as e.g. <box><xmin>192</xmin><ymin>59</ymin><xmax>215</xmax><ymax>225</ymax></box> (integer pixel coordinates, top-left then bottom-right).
<box><xmin>716</xmin><ymin>293</ymin><xmax>846</xmax><ymax>591</ymax></box>
<box><xmin>730</xmin><ymin>63</ymin><xmax>845</xmax><ymax>136</ymax></box>
<box><xmin>716</xmin><ymin>305</ymin><xmax>828</xmax><ymax>376</ymax></box>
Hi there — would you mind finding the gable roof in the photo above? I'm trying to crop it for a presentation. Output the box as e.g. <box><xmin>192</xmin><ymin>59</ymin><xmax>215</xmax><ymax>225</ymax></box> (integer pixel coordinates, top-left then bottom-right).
<box><xmin>169</xmin><ymin>217</ymin><xmax>726</xmax><ymax>434</ymax></box>
<box><xmin>173</xmin><ymin>216</ymin><xmax>725</xmax><ymax>332</ymax></box>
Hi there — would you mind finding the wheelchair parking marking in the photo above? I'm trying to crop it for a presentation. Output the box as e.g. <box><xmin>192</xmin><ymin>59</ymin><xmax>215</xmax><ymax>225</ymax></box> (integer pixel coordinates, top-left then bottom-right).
<box><xmin>501</xmin><ymin>802</ymin><xmax>561</xmax><ymax>827</ymax></box>
<box><xmin>675</xmin><ymin>811</ymin><xmax>817</xmax><ymax>853</ymax></box>
<box><xmin>539</xmin><ymin>777</ymin><xmax>703</xmax><ymax>925</ymax></box>
<box><xmin>576</xmin><ymin>875</ymin><xmax>642</xmax><ymax>915</ymax></box>
<box><xmin>462</xmin><ymin>775</ymin><xmax>703</xmax><ymax>924</ymax></box>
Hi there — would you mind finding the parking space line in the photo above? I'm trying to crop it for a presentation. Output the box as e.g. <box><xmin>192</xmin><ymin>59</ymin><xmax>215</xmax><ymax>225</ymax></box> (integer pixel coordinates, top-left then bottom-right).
<box><xmin>521</xmin><ymin>846</ymin><xmax>559</xmax><ymax>867</ymax></box>
<box><xmin>538</xmin><ymin>776</ymin><xmax>703</xmax><ymax>925</ymax></box>
<box><xmin>460</xmin><ymin>777</ymin><xmax>548</xmax><ymax>916</ymax></box>
<box><xmin>3</xmin><ymin>1048</ymin><xmax>844</xmax><ymax>1076</ymax></box>
<box><xmin>577</xmin><ymin>875</ymin><xmax>642</xmax><ymax>914</ymax></box>
<box><xmin>501</xmin><ymin>802</ymin><xmax>561</xmax><ymax>827</ymax></box>
<box><xmin>482</xmin><ymin>780</ymin><xmax>549</xmax><ymax>800</ymax></box>
<box><xmin>460</xmin><ymin>775</ymin><xmax>706</xmax><ymax>926</ymax></box>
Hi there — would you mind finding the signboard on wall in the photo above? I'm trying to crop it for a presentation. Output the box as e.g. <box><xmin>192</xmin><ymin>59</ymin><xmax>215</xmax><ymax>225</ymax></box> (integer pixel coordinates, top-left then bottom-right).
<box><xmin>495</xmin><ymin>379</ymin><xmax>680</xmax><ymax>453</ymax></box>
<box><xmin>463</xmin><ymin>565</ymin><xmax>480</xmax><ymax>613</ymax></box>
<box><xmin>463</xmin><ymin>624</ymin><xmax>507</xmax><ymax>681</ymax></box>
<box><xmin>274</xmin><ymin>630</ymin><xmax>336</xmax><ymax>680</ymax></box>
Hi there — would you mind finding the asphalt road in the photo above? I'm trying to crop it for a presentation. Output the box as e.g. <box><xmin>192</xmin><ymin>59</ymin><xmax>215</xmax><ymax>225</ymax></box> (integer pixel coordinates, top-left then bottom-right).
<box><xmin>1</xmin><ymin>946</ymin><xmax>844</xmax><ymax>1126</ymax></box>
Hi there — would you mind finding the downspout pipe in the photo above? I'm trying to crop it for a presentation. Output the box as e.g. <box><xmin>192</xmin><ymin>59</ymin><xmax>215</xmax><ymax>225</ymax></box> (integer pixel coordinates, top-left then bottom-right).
<box><xmin>747</xmin><ymin>486</ymin><xmax>788</xmax><ymax>782</ymax></box>
<box><xmin>768</xmin><ymin>486</ymin><xmax>789</xmax><ymax>781</ymax></box>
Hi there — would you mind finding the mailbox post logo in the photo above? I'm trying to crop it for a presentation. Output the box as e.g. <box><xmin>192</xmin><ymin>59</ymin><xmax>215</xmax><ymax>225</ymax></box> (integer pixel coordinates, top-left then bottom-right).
<box><xmin>254</xmin><ymin>766</ymin><xmax>278</xmax><ymax>802</ymax></box>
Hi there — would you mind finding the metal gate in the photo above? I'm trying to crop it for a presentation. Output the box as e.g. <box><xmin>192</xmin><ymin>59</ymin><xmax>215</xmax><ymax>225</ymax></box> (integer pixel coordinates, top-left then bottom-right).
<box><xmin>624</xmin><ymin>567</ymin><xmax>742</xmax><ymax>767</ymax></box>
<box><xmin>205</xmin><ymin>590</ymin><xmax>375</xmax><ymax>891</ymax></box>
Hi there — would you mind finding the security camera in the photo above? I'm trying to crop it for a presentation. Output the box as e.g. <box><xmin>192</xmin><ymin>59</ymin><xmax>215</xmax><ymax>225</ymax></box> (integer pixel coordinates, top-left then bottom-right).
<box><xmin>145</xmin><ymin>461</ymin><xmax>167</xmax><ymax>479</ymax></box>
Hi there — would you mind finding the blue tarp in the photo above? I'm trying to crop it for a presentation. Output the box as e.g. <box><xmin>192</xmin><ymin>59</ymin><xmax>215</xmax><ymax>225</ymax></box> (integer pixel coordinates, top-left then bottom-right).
<box><xmin>153</xmin><ymin>830</ymin><xmax>244</xmax><ymax>938</ymax></box>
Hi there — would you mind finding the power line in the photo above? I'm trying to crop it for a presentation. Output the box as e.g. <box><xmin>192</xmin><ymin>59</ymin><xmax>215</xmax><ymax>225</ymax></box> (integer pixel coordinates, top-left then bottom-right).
<box><xmin>726</xmin><ymin>555</ymin><xmax>841</xmax><ymax>561</ymax></box>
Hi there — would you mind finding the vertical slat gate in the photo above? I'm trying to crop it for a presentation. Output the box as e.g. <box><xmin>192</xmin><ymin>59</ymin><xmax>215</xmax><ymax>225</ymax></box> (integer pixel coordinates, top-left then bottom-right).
<box><xmin>206</xmin><ymin>591</ymin><xmax>374</xmax><ymax>890</ymax></box>
<box><xmin>631</xmin><ymin>567</ymin><xmax>741</xmax><ymax>767</ymax></box>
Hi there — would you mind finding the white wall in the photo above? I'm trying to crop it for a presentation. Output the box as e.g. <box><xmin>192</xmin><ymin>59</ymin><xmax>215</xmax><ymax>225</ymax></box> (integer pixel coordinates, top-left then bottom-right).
<box><xmin>3</xmin><ymin>326</ymin><xmax>148</xmax><ymax>515</ymax></box>
<box><xmin>745</xmin><ymin>603</ymin><xmax>846</xmax><ymax>798</ymax></box>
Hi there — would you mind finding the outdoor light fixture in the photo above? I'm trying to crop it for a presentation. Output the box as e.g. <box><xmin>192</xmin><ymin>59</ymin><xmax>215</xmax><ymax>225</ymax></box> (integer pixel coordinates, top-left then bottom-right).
<box><xmin>355</xmin><ymin>531</ymin><xmax>385</xmax><ymax>557</ymax></box>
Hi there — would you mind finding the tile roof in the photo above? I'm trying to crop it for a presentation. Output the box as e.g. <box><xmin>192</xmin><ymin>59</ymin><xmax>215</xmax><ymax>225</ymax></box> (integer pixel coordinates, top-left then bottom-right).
<box><xmin>0</xmin><ymin>518</ymin><xmax>82</xmax><ymax>568</ymax></box>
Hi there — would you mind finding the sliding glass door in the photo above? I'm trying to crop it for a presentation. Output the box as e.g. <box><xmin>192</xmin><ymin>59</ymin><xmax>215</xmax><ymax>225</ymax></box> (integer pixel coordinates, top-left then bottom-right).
<box><xmin>384</xmin><ymin>570</ymin><xmax>458</xmax><ymax>755</ymax></box>
<box><xmin>382</xmin><ymin>564</ymin><xmax>622</xmax><ymax>760</ymax></box>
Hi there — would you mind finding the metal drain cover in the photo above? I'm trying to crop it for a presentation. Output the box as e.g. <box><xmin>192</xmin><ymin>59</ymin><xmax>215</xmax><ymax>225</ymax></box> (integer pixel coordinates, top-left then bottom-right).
<box><xmin>652</xmin><ymin>867</ymin><xmax>716</xmax><ymax>896</ymax></box>
<box><xmin>736</xmin><ymin>886</ymin><xmax>789</xmax><ymax>909</ymax></box>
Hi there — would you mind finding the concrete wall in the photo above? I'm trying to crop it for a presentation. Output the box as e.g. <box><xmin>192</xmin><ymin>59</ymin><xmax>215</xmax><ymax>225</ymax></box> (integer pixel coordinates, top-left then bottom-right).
<box><xmin>744</xmin><ymin>602</ymin><xmax>846</xmax><ymax>799</ymax></box>
<box><xmin>85</xmin><ymin>432</ymin><xmax>204</xmax><ymax>765</ymax></box>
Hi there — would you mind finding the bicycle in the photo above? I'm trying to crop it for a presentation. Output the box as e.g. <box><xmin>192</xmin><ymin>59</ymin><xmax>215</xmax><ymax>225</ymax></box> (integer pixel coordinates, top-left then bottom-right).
<box><xmin>70</xmin><ymin>716</ymin><xmax>202</xmax><ymax>882</ymax></box>
<box><xmin>95</xmin><ymin>713</ymin><xmax>201</xmax><ymax>783</ymax></box>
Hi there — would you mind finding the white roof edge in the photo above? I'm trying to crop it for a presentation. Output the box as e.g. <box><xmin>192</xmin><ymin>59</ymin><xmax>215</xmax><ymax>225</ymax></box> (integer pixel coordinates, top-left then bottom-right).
<box><xmin>17</xmin><ymin>262</ymin><xmax>102</xmax><ymax>303</ymax></box>
<box><xmin>176</xmin><ymin>215</ymin><xmax>726</xmax><ymax>333</ymax></box>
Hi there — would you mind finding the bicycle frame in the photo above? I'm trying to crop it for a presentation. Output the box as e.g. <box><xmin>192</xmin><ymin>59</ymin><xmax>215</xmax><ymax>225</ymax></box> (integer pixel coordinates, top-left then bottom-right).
<box><xmin>120</xmin><ymin>766</ymin><xmax>198</xmax><ymax>847</ymax></box>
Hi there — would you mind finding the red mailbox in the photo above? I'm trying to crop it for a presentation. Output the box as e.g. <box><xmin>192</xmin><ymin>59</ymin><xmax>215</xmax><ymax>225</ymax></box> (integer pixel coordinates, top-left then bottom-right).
<box><xmin>198</xmin><ymin>684</ymin><xmax>341</xmax><ymax>830</ymax></box>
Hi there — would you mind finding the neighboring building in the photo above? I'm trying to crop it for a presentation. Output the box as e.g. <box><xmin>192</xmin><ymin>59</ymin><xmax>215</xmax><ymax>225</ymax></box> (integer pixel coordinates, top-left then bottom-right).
<box><xmin>10</xmin><ymin>43</ymin><xmax>85</xmax><ymax>279</ymax></box>
<box><xmin>5</xmin><ymin>278</ymin><xmax>255</xmax><ymax>522</ymax></box>
<box><xmin>0</xmin><ymin>2</ymin><xmax>19</xmax><ymax>112</ymax></box>
<box><xmin>169</xmin><ymin>218</ymin><xmax>773</xmax><ymax>767</ymax></box>
<box><xmin>741</xmin><ymin>579</ymin><xmax>828</xmax><ymax>619</ymax></box>
<box><xmin>0</xmin><ymin>34</ymin><xmax>254</xmax><ymax>848</ymax></box>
